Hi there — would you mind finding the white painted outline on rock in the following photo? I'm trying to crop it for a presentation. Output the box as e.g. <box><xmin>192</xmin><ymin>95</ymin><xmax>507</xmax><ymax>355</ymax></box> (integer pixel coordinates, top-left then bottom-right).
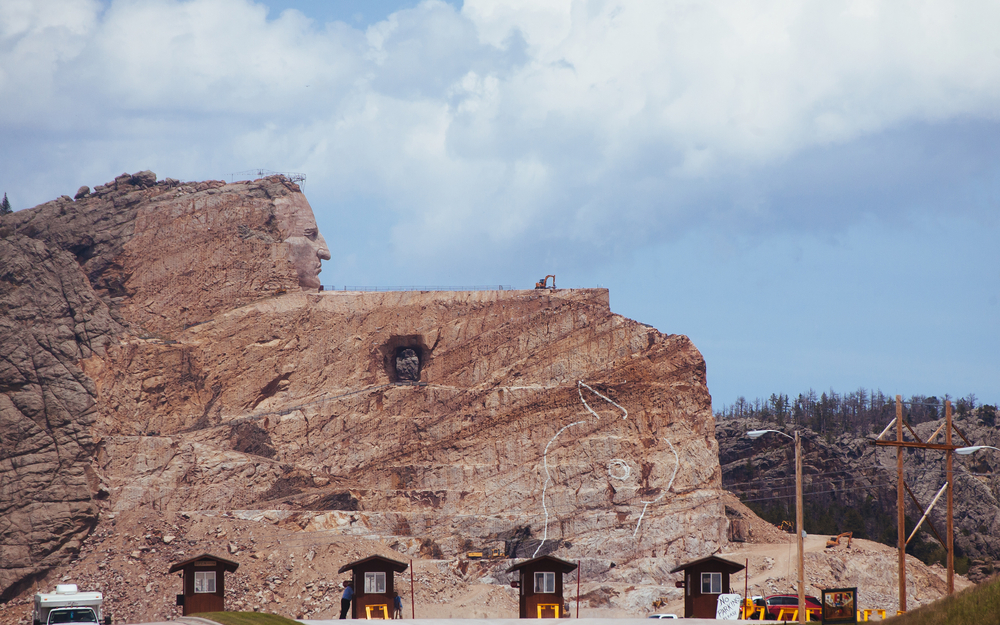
<box><xmin>633</xmin><ymin>438</ymin><xmax>680</xmax><ymax>537</ymax></box>
<box><xmin>607</xmin><ymin>459</ymin><xmax>632</xmax><ymax>480</ymax></box>
<box><xmin>577</xmin><ymin>381</ymin><xmax>628</xmax><ymax>420</ymax></box>
<box><xmin>534</xmin><ymin>419</ymin><xmax>586</xmax><ymax>557</ymax></box>
<box><xmin>536</xmin><ymin>381</ymin><xmax>677</xmax><ymax>553</ymax></box>
<box><xmin>534</xmin><ymin>381</ymin><xmax>627</xmax><ymax>557</ymax></box>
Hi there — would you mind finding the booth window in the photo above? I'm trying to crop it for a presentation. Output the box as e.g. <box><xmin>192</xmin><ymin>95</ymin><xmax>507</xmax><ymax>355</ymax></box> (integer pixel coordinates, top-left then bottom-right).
<box><xmin>194</xmin><ymin>571</ymin><xmax>217</xmax><ymax>593</ymax></box>
<box><xmin>534</xmin><ymin>572</ymin><xmax>555</xmax><ymax>594</ymax></box>
<box><xmin>701</xmin><ymin>572</ymin><xmax>722</xmax><ymax>594</ymax></box>
<box><xmin>365</xmin><ymin>572</ymin><xmax>386</xmax><ymax>594</ymax></box>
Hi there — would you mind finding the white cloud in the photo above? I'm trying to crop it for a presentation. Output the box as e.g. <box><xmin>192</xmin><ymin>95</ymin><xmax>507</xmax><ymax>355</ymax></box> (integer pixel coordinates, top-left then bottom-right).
<box><xmin>4</xmin><ymin>0</ymin><xmax>1000</xmax><ymax>269</ymax></box>
<box><xmin>0</xmin><ymin>0</ymin><xmax>101</xmax><ymax>122</ymax></box>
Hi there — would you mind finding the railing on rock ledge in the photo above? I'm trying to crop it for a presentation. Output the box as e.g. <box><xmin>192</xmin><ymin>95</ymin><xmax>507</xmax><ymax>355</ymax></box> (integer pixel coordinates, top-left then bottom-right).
<box><xmin>321</xmin><ymin>285</ymin><xmax>514</xmax><ymax>292</ymax></box>
<box><xmin>227</xmin><ymin>169</ymin><xmax>306</xmax><ymax>185</ymax></box>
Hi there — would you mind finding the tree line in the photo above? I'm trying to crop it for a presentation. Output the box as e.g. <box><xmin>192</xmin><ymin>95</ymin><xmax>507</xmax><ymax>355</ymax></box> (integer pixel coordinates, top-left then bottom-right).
<box><xmin>716</xmin><ymin>388</ymin><xmax>996</xmax><ymax>435</ymax></box>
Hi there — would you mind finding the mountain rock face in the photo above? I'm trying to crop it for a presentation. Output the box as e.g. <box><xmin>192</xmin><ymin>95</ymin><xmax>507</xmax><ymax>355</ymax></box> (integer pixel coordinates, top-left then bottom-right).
<box><xmin>87</xmin><ymin>287</ymin><xmax>724</xmax><ymax>562</ymax></box>
<box><xmin>0</xmin><ymin>232</ymin><xmax>118</xmax><ymax>600</ymax></box>
<box><xmin>0</xmin><ymin>172</ymin><xmax>328</xmax><ymax>601</ymax></box>
<box><xmin>0</xmin><ymin>173</ymin><xmax>728</xmax><ymax>618</ymax></box>
<box><xmin>717</xmin><ymin>417</ymin><xmax>1000</xmax><ymax>579</ymax></box>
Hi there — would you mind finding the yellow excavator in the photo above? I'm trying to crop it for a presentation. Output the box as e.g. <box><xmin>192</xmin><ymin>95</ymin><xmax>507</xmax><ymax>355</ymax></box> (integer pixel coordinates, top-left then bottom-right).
<box><xmin>535</xmin><ymin>275</ymin><xmax>556</xmax><ymax>289</ymax></box>
<box><xmin>826</xmin><ymin>532</ymin><xmax>853</xmax><ymax>548</ymax></box>
<box><xmin>466</xmin><ymin>546</ymin><xmax>506</xmax><ymax>560</ymax></box>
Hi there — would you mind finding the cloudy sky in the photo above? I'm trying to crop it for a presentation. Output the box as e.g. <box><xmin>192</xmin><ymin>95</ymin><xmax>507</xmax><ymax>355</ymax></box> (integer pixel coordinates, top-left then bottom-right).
<box><xmin>3</xmin><ymin>0</ymin><xmax>998</xmax><ymax>410</ymax></box>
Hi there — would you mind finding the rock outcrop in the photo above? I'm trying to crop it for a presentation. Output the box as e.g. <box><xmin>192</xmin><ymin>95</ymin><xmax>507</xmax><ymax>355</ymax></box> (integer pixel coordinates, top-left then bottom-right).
<box><xmin>717</xmin><ymin>417</ymin><xmax>1000</xmax><ymax>574</ymax></box>
<box><xmin>0</xmin><ymin>172</ymin><xmax>977</xmax><ymax>623</ymax></box>
<box><xmin>86</xmin><ymin>287</ymin><xmax>724</xmax><ymax>561</ymax></box>
<box><xmin>0</xmin><ymin>172</ymin><xmax>328</xmax><ymax>601</ymax></box>
<box><xmin>1</xmin><ymin>172</ymin><xmax>726</xmax><ymax>619</ymax></box>
<box><xmin>0</xmin><ymin>233</ymin><xmax>118</xmax><ymax>600</ymax></box>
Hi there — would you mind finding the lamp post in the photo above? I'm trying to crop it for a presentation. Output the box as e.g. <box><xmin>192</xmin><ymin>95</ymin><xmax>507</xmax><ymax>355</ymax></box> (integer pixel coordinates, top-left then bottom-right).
<box><xmin>956</xmin><ymin>445</ymin><xmax>1000</xmax><ymax>455</ymax></box>
<box><xmin>748</xmin><ymin>429</ymin><xmax>805</xmax><ymax>624</ymax></box>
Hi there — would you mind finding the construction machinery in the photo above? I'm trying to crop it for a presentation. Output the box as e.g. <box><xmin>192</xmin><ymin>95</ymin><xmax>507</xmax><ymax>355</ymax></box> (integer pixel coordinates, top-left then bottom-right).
<box><xmin>779</xmin><ymin>520</ymin><xmax>793</xmax><ymax>533</ymax></box>
<box><xmin>534</xmin><ymin>275</ymin><xmax>556</xmax><ymax>290</ymax></box>
<box><xmin>466</xmin><ymin>546</ymin><xmax>506</xmax><ymax>560</ymax></box>
<box><xmin>825</xmin><ymin>532</ymin><xmax>853</xmax><ymax>549</ymax></box>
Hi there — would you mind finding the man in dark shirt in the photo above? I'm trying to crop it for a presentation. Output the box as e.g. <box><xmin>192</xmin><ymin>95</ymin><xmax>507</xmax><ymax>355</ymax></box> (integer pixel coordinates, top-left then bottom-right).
<box><xmin>392</xmin><ymin>592</ymin><xmax>403</xmax><ymax>619</ymax></box>
<box><xmin>340</xmin><ymin>581</ymin><xmax>354</xmax><ymax>619</ymax></box>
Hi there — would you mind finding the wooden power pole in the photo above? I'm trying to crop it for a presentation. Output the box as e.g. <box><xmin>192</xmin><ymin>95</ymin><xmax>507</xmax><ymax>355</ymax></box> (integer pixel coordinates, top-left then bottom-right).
<box><xmin>796</xmin><ymin>431</ymin><xmax>805</xmax><ymax>624</ymax></box>
<box><xmin>946</xmin><ymin>400</ymin><xmax>954</xmax><ymax>595</ymax></box>
<box><xmin>896</xmin><ymin>396</ymin><xmax>906</xmax><ymax>612</ymax></box>
<box><xmin>877</xmin><ymin>397</ymin><xmax>963</xmax><ymax>614</ymax></box>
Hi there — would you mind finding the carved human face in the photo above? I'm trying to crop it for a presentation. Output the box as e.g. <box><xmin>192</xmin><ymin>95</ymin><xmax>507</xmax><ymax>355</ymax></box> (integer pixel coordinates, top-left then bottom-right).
<box><xmin>273</xmin><ymin>194</ymin><xmax>331</xmax><ymax>289</ymax></box>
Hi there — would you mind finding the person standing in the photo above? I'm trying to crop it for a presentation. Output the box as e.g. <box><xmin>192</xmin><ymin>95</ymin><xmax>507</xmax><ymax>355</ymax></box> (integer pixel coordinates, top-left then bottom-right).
<box><xmin>392</xmin><ymin>592</ymin><xmax>403</xmax><ymax>619</ymax></box>
<box><xmin>340</xmin><ymin>581</ymin><xmax>354</xmax><ymax>619</ymax></box>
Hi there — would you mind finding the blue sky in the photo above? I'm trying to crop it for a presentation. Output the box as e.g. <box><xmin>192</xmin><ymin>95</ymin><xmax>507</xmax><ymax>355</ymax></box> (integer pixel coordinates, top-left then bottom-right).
<box><xmin>2</xmin><ymin>0</ymin><xmax>998</xmax><ymax>410</ymax></box>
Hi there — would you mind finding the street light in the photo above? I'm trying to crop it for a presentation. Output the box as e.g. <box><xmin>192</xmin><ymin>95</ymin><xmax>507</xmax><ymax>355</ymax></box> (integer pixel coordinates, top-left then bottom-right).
<box><xmin>747</xmin><ymin>429</ymin><xmax>793</xmax><ymax>441</ymax></box>
<box><xmin>747</xmin><ymin>429</ymin><xmax>805</xmax><ymax>624</ymax></box>
<box><xmin>956</xmin><ymin>445</ymin><xmax>1000</xmax><ymax>455</ymax></box>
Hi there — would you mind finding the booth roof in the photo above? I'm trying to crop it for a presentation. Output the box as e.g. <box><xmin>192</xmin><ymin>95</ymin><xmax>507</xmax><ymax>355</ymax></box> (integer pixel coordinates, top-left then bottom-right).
<box><xmin>505</xmin><ymin>555</ymin><xmax>578</xmax><ymax>574</ymax></box>
<box><xmin>167</xmin><ymin>553</ymin><xmax>240</xmax><ymax>574</ymax></box>
<box><xmin>668</xmin><ymin>555</ymin><xmax>745</xmax><ymax>575</ymax></box>
<box><xmin>337</xmin><ymin>555</ymin><xmax>409</xmax><ymax>575</ymax></box>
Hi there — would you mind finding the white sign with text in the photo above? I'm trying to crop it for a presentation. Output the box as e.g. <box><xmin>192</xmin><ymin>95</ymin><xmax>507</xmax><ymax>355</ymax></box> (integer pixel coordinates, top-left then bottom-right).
<box><xmin>716</xmin><ymin>593</ymin><xmax>742</xmax><ymax>620</ymax></box>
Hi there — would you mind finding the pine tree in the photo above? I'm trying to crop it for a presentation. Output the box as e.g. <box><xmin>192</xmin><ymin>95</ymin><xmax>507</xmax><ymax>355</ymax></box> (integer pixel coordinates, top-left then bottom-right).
<box><xmin>0</xmin><ymin>193</ymin><xmax>11</xmax><ymax>215</ymax></box>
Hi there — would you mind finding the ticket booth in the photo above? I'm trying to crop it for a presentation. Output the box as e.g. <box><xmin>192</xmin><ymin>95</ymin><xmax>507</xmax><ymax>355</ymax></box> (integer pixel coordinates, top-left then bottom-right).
<box><xmin>506</xmin><ymin>555</ymin><xmax>577</xmax><ymax>618</ymax></box>
<box><xmin>168</xmin><ymin>553</ymin><xmax>239</xmax><ymax>615</ymax></box>
<box><xmin>338</xmin><ymin>555</ymin><xmax>409</xmax><ymax>619</ymax></box>
<box><xmin>670</xmin><ymin>555</ymin><xmax>745</xmax><ymax>618</ymax></box>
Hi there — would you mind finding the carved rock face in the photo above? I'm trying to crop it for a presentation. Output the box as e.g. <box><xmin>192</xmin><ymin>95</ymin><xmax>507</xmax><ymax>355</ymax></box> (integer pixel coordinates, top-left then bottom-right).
<box><xmin>395</xmin><ymin>348</ymin><xmax>420</xmax><ymax>381</ymax></box>
<box><xmin>272</xmin><ymin>194</ymin><xmax>331</xmax><ymax>290</ymax></box>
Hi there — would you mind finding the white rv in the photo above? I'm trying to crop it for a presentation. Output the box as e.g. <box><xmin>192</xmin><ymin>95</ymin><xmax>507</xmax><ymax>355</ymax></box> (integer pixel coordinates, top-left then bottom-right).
<box><xmin>32</xmin><ymin>585</ymin><xmax>109</xmax><ymax>625</ymax></box>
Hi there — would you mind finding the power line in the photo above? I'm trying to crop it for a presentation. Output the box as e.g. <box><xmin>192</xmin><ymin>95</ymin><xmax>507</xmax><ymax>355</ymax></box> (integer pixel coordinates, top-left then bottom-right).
<box><xmin>720</xmin><ymin>464</ymin><xmax>973</xmax><ymax>491</ymax></box>
<box><xmin>727</xmin><ymin>468</ymin><xmax>996</xmax><ymax>504</ymax></box>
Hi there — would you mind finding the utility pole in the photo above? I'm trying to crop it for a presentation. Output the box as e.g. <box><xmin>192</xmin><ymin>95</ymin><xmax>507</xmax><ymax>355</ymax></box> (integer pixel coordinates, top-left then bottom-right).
<box><xmin>946</xmin><ymin>400</ymin><xmax>954</xmax><ymax>595</ymax></box>
<box><xmin>796</xmin><ymin>431</ymin><xmax>805</xmax><ymax>624</ymax></box>
<box><xmin>876</xmin><ymin>397</ymin><xmax>962</xmax><ymax>614</ymax></box>
<box><xmin>746</xmin><ymin>429</ymin><xmax>806</xmax><ymax>622</ymax></box>
<box><xmin>896</xmin><ymin>396</ymin><xmax>906</xmax><ymax>612</ymax></box>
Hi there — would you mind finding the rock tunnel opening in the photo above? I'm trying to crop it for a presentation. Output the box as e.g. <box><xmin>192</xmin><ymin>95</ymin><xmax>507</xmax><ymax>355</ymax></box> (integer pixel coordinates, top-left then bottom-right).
<box><xmin>380</xmin><ymin>335</ymin><xmax>430</xmax><ymax>383</ymax></box>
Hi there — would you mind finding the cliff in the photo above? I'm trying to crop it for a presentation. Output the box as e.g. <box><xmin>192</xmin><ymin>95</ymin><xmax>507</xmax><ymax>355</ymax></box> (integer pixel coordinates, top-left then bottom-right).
<box><xmin>87</xmin><ymin>288</ymin><xmax>723</xmax><ymax>553</ymax></box>
<box><xmin>0</xmin><ymin>172</ymin><xmax>324</xmax><ymax>603</ymax></box>
<box><xmin>0</xmin><ymin>172</ymin><xmax>726</xmax><ymax>621</ymax></box>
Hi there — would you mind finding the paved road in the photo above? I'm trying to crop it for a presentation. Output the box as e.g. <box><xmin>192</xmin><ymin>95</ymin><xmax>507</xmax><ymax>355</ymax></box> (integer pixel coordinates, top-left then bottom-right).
<box><xmin>299</xmin><ymin>619</ymin><xmax>784</xmax><ymax>624</ymax></box>
<box><xmin>129</xmin><ymin>618</ymin><xmax>787</xmax><ymax>625</ymax></box>
<box><xmin>130</xmin><ymin>618</ymin><xmax>221</xmax><ymax>625</ymax></box>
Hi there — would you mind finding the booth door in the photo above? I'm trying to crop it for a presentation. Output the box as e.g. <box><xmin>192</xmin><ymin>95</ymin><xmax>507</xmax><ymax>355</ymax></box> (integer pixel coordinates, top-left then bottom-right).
<box><xmin>691</xmin><ymin>594</ymin><xmax>719</xmax><ymax>619</ymax></box>
<box><xmin>184</xmin><ymin>592</ymin><xmax>223</xmax><ymax>615</ymax></box>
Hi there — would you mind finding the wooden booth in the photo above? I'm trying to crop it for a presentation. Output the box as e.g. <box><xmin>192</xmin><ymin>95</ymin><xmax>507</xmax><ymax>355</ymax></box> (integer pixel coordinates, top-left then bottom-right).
<box><xmin>338</xmin><ymin>555</ymin><xmax>409</xmax><ymax>619</ymax></box>
<box><xmin>506</xmin><ymin>555</ymin><xmax>577</xmax><ymax>618</ymax></box>
<box><xmin>670</xmin><ymin>555</ymin><xmax>745</xmax><ymax>619</ymax></box>
<box><xmin>168</xmin><ymin>553</ymin><xmax>239</xmax><ymax>616</ymax></box>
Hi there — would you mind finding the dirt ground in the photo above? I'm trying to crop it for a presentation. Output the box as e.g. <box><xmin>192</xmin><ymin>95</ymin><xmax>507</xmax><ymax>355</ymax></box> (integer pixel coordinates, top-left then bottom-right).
<box><xmin>1</xmin><ymin>492</ymin><xmax>972</xmax><ymax>624</ymax></box>
<box><xmin>656</xmin><ymin>534</ymin><xmax>972</xmax><ymax>618</ymax></box>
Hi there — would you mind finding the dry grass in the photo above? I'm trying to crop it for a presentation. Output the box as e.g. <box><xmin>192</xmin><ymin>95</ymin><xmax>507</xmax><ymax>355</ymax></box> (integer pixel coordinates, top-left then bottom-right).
<box><xmin>886</xmin><ymin>576</ymin><xmax>1000</xmax><ymax>625</ymax></box>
